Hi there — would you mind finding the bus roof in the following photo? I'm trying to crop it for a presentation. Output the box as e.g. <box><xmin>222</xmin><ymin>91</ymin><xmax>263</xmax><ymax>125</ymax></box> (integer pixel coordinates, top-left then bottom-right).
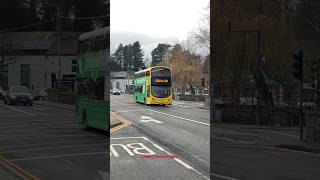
<box><xmin>79</xmin><ymin>26</ymin><xmax>109</xmax><ymax>41</ymax></box>
<box><xmin>134</xmin><ymin>66</ymin><xmax>171</xmax><ymax>75</ymax></box>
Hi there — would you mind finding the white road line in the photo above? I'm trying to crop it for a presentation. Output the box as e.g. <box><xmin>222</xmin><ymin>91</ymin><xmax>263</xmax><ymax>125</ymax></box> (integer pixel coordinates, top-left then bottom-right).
<box><xmin>0</xmin><ymin>104</ymin><xmax>36</xmax><ymax>116</ymax></box>
<box><xmin>211</xmin><ymin>172</ymin><xmax>240</xmax><ymax>180</ymax></box>
<box><xmin>31</xmin><ymin>107</ymin><xmax>43</xmax><ymax>111</ymax></box>
<box><xmin>0</xmin><ymin>134</ymin><xmax>99</xmax><ymax>141</ymax></box>
<box><xmin>0</xmin><ymin>139</ymin><xmax>105</xmax><ymax>149</ymax></box>
<box><xmin>110</xmin><ymin>136</ymin><xmax>146</xmax><ymax>140</ymax></box>
<box><xmin>110</xmin><ymin>136</ymin><xmax>209</xmax><ymax>179</ymax></box>
<box><xmin>35</xmin><ymin>105</ymin><xmax>74</xmax><ymax>112</ymax></box>
<box><xmin>0</xmin><ymin>143</ymin><xmax>107</xmax><ymax>153</ymax></box>
<box><xmin>253</xmin><ymin>129</ymin><xmax>299</xmax><ymax>139</ymax></box>
<box><xmin>147</xmin><ymin>109</ymin><xmax>210</xmax><ymax>126</ymax></box>
<box><xmin>10</xmin><ymin>151</ymin><xmax>108</xmax><ymax>161</ymax></box>
<box><xmin>144</xmin><ymin>137</ymin><xmax>210</xmax><ymax>180</ymax></box>
<box><xmin>115</xmin><ymin>109</ymin><xmax>146</xmax><ymax>113</ymax></box>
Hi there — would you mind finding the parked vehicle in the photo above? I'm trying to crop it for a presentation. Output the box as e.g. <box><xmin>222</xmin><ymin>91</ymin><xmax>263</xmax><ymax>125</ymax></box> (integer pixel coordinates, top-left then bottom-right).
<box><xmin>112</xmin><ymin>89</ymin><xmax>121</xmax><ymax>95</ymax></box>
<box><xmin>4</xmin><ymin>86</ymin><xmax>33</xmax><ymax>106</ymax></box>
<box><xmin>0</xmin><ymin>86</ymin><xmax>6</xmax><ymax>99</ymax></box>
<box><xmin>38</xmin><ymin>88</ymin><xmax>48</xmax><ymax>100</ymax></box>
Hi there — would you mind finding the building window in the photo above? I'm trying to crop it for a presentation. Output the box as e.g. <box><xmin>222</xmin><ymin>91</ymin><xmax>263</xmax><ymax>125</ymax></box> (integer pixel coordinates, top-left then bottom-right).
<box><xmin>20</xmin><ymin>64</ymin><xmax>30</xmax><ymax>89</ymax></box>
<box><xmin>116</xmin><ymin>81</ymin><xmax>120</xmax><ymax>89</ymax></box>
<box><xmin>72</xmin><ymin>59</ymin><xmax>77</xmax><ymax>72</ymax></box>
<box><xmin>0</xmin><ymin>65</ymin><xmax>8</xmax><ymax>89</ymax></box>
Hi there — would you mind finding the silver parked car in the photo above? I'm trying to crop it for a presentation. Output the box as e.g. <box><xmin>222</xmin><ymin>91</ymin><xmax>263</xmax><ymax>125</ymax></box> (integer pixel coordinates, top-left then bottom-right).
<box><xmin>4</xmin><ymin>86</ymin><xmax>33</xmax><ymax>106</ymax></box>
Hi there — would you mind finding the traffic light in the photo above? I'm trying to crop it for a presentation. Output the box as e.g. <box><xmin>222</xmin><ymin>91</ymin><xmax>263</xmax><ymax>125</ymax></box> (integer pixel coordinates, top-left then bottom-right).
<box><xmin>201</xmin><ymin>78</ymin><xmax>205</xmax><ymax>87</ymax></box>
<box><xmin>132</xmin><ymin>80</ymin><xmax>135</xmax><ymax>85</ymax></box>
<box><xmin>292</xmin><ymin>49</ymin><xmax>303</xmax><ymax>80</ymax></box>
<box><xmin>312</xmin><ymin>76</ymin><xmax>316</xmax><ymax>88</ymax></box>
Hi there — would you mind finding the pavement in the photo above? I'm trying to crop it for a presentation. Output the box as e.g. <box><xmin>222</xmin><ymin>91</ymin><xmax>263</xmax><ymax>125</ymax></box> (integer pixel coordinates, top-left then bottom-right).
<box><xmin>213</xmin><ymin>122</ymin><xmax>320</xmax><ymax>180</ymax></box>
<box><xmin>0</xmin><ymin>99</ymin><xmax>109</xmax><ymax>180</ymax></box>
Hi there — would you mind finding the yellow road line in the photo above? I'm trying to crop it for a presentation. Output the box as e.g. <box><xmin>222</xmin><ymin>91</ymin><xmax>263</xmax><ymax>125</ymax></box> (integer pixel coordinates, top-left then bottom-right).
<box><xmin>0</xmin><ymin>156</ymin><xmax>40</xmax><ymax>180</ymax></box>
<box><xmin>110</xmin><ymin>112</ymin><xmax>131</xmax><ymax>133</ymax></box>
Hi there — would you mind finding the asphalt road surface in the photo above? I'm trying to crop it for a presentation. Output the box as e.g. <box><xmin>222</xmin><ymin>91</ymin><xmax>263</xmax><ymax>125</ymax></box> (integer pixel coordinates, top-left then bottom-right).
<box><xmin>212</xmin><ymin>123</ymin><xmax>320</xmax><ymax>180</ymax></box>
<box><xmin>110</xmin><ymin>94</ymin><xmax>210</xmax><ymax>180</ymax></box>
<box><xmin>0</xmin><ymin>100</ymin><xmax>108</xmax><ymax>180</ymax></box>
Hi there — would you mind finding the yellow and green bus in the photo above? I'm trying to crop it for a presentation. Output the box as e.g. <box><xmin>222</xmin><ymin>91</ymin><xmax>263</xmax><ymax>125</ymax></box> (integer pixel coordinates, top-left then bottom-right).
<box><xmin>75</xmin><ymin>27</ymin><xmax>109</xmax><ymax>131</ymax></box>
<box><xmin>134</xmin><ymin>66</ymin><xmax>172</xmax><ymax>105</ymax></box>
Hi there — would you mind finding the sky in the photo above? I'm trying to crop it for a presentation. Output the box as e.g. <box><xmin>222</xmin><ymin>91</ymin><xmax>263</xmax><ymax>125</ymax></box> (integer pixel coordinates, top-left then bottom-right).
<box><xmin>110</xmin><ymin>0</ymin><xmax>209</xmax><ymax>63</ymax></box>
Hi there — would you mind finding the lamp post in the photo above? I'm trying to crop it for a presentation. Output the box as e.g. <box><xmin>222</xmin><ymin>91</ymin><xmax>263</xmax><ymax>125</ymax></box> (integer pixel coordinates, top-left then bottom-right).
<box><xmin>46</xmin><ymin>3</ymin><xmax>62</xmax><ymax>88</ymax></box>
<box><xmin>250</xmin><ymin>79</ymin><xmax>255</xmax><ymax>122</ymax></box>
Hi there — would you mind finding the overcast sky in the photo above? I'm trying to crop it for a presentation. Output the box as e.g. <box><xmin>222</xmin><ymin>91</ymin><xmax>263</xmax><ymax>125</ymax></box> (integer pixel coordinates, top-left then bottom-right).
<box><xmin>110</xmin><ymin>0</ymin><xmax>209</xmax><ymax>63</ymax></box>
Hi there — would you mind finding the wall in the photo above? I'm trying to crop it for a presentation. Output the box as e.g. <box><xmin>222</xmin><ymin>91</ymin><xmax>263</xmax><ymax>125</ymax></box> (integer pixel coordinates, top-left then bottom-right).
<box><xmin>8</xmin><ymin>55</ymin><xmax>46</xmax><ymax>91</ymax></box>
<box><xmin>304</xmin><ymin>106</ymin><xmax>320</xmax><ymax>142</ymax></box>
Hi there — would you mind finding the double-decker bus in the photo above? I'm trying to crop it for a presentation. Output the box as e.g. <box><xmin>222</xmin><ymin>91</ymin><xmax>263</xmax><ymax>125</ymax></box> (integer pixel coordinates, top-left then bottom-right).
<box><xmin>134</xmin><ymin>66</ymin><xmax>172</xmax><ymax>105</ymax></box>
<box><xmin>75</xmin><ymin>27</ymin><xmax>110</xmax><ymax>130</ymax></box>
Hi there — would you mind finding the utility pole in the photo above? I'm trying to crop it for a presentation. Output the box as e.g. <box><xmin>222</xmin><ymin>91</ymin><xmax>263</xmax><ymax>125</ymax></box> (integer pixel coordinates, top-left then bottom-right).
<box><xmin>227</xmin><ymin>21</ymin><xmax>262</xmax><ymax>125</ymax></box>
<box><xmin>292</xmin><ymin>49</ymin><xmax>304</xmax><ymax>140</ymax></box>
<box><xmin>56</xmin><ymin>4</ymin><xmax>62</xmax><ymax>88</ymax></box>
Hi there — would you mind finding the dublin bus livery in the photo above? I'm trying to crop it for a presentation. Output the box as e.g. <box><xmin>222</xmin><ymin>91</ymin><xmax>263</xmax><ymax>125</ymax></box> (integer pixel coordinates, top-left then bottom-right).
<box><xmin>75</xmin><ymin>27</ymin><xmax>110</xmax><ymax>130</ymax></box>
<box><xmin>134</xmin><ymin>66</ymin><xmax>172</xmax><ymax>105</ymax></box>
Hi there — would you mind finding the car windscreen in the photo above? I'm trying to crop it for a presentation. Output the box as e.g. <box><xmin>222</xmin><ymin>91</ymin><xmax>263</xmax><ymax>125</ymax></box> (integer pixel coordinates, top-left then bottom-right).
<box><xmin>10</xmin><ymin>87</ymin><xmax>29</xmax><ymax>93</ymax></box>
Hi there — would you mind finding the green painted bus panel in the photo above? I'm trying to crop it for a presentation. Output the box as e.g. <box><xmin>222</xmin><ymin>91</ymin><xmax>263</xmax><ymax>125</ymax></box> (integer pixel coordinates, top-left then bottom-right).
<box><xmin>75</xmin><ymin>99</ymin><xmax>109</xmax><ymax>130</ymax></box>
<box><xmin>78</xmin><ymin>50</ymin><xmax>106</xmax><ymax>76</ymax></box>
<box><xmin>134</xmin><ymin>77</ymin><xmax>147</xmax><ymax>103</ymax></box>
<box><xmin>76</xmin><ymin>50</ymin><xmax>109</xmax><ymax>130</ymax></box>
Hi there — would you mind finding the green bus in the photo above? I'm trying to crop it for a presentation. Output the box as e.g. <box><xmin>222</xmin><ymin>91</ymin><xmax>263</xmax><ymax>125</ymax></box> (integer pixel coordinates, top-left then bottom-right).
<box><xmin>134</xmin><ymin>66</ymin><xmax>172</xmax><ymax>105</ymax></box>
<box><xmin>75</xmin><ymin>27</ymin><xmax>110</xmax><ymax>131</ymax></box>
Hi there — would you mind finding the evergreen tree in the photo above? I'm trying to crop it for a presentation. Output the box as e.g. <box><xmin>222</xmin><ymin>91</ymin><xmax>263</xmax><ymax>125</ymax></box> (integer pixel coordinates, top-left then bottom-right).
<box><xmin>131</xmin><ymin>41</ymin><xmax>145</xmax><ymax>70</ymax></box>
<box><xmin>151</xmin><ymin>43</ymin><xmax>171</xmax><ymax>66</ymax></box>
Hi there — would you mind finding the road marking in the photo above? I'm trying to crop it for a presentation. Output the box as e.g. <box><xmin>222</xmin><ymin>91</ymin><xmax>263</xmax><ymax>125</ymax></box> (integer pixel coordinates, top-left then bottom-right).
<box><xmin>0</xmin><ymin>139</ymin><xmax>105</xmax><ymax>149</ymax></box>
<box><xmin>211</xmin><ymin>172</ymin><xmax>240</xmax><ymax>180</ymax></box>
<box><xmin>111</xmin><ymin>136</ymin><xmax>209</xmax><ymax>179</ymax></box>
<box><xmin>10</xmin><ymin>152</ymin><xmax>108</xmax><ymax>161</ymax></box>
<box><xmin>34</xmin><ymin>104</ymin><xmax>74</xmax><ymax>112</ymax></box>
<box><xmin>114</xmin><ymin>109</ymin><xmax>145</xmax><ymax>113</ymax></box>
<box><xmin>253</xmin><ymin>129</ymin><xmax>299</xmax><ymax>139</ymax></box>
<box><xmin>214</xmin><ymin>144</ymin><xmax>320</xmax><ymax>157</ymax></box>
<box><xmin>139</xmin><ymin>115</ymin><xmax>163</xmax><ymax>123</ymax></box>
<box><xmin>0</xmin><ymin>104</ymin><xmax>36</xmax><ymax>116</ymax></box>
<box><xmin>0</xmin><ymin>156</ymin><xmax>40</xmax><ymax>180</ymax></box>
<box><xmin>31</xmin><ymin>107</ymin><xmax>43</xmax><ymax>111</ymax></box>
<box><xmin>0</xmin><ymin>143</ymin><xmax>107</xmax><ymax>153</ymax></box>
<box><xmin>110</xmin><ymin>112</ymin><xmax>131</xmax><ymax>133</ymax></box>
<box><xmin>147</xmin><ymin>109</ymin><xmax>210</xmax><ymax>126</ymax></box>
<box><xmin>212</xmin><ymin>135</ymin><xmax>257</xmax><ymax>144</ymax></box>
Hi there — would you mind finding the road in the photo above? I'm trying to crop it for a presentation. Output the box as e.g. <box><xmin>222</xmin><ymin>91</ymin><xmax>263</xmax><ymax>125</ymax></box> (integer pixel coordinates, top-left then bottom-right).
<box><xmin>110</xmin><ymin>94</ymin><xmax>210</xmax><ymax>180</ymax></box>
<box><xmin>0</xmin><ymin>100</ymin><xmax>108</xmax><ymax>180</ymax></box>
<box><xmin>212</xmin><ymin>123</ymin><xmax>320</xmax><ymax>180</ymax></box>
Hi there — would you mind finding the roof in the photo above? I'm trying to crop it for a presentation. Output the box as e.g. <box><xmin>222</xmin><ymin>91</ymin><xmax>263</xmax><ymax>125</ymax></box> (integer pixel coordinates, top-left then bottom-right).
<box><xmin>46</xmin><ymin>38</ymin><xmax>78</xmax><ymax>55</ymax></box>
<box><xmin>79</xmin><ymin>26</ymin><xmax>109</xmax><ymax>41</ymax></box>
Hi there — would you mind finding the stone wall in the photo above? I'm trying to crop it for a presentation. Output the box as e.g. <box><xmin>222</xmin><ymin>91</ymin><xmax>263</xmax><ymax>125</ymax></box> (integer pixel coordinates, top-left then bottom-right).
<box><xmin>216</xmin><ymin>104</ymin><xmax>300</xmax><ymax>126</ymax></box>
<box><xmin>47</xmin><ymin>88</ymin><xmax>75</xmax><ymax>105</ymax></box>
<box><xmin>304</xmin><ymin>106</ymin><xmax>320</xmax><ymax>142</ymax></box>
